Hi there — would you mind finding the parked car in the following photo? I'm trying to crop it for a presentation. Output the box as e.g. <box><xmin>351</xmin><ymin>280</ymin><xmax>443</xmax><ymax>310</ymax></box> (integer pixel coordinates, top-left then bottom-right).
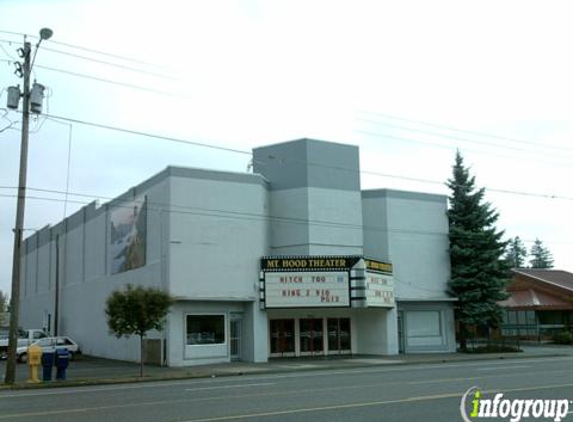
<box><xmin>16</xmin><ymin>336</ymin><xmax>81</xmax><ymax>363</ymax></box>
<box><xmin>0</xmin><ymin>328</ymin><xmax>47</xmax><ymax>360</ymax></box>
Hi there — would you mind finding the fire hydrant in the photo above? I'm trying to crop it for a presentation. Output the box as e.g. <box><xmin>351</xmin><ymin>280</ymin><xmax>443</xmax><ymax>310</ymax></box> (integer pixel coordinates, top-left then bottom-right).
<box><xmin>27</xmin><ymin>344</ymin><xmax>43</xmax><ymax>383</ymax></box>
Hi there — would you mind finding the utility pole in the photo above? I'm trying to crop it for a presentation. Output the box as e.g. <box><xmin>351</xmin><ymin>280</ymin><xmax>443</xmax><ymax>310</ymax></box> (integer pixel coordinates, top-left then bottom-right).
<box><xmin>4</xmin><ymin>29</ymin><xmax>52</xmax><ymax>385</ymax></box>
<box><xmin>4</xmin><ymin>39</ymin><xmax>31</xmax><ymax>385</ymax></box>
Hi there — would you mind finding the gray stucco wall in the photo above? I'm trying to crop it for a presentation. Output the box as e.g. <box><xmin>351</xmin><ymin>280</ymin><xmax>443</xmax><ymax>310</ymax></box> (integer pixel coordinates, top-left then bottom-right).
<box><xmin>19</xmin><ymin>173</ymin><xmax>171</xmax><ymax>363</ymax></box>
<box><xmin>18</xmin><ymin>165</ymin><xmax>270</xmax><ymax>366</ymax></box>
<box><xmin>17</xmin><ymin>140</ymin><xmax>458</xmax><ymax>363</ymax></box>
<box><xmin>362</xmin><ymin>189</ymin><xmax>451</xmax><ymax>300</ymax></box>
<box><xmin>254</xmin><ymin>139</ymin><xmax>363</xmax><ymax>256</ymax></box>
<box><xmin>252</xmin><ymin>138</ymin><xmax>360</xmax><ymax>192</ymax></box>
<box><xmin>167</xmin><ymin>173</ymin><xmax>269</xmax><ymax>299</ymax></box>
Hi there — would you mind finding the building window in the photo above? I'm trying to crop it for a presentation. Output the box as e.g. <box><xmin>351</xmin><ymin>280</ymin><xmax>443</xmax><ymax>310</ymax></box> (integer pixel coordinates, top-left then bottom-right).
<box><xmin>406</xmin><ymin>310</ymin><xmax>441</xmax><ymax>337</ymax></box>
<box><xmin>186</xmin><ymin>315</ymin><xmax>225</xmax><ymax>345</ymax></box>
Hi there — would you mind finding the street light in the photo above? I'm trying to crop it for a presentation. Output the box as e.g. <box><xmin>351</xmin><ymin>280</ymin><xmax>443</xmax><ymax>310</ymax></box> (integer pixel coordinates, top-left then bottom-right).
<box><xmin>4</xmin><ymin>27</ymin><xmax>53</xmax><ymax>385</ymax></box>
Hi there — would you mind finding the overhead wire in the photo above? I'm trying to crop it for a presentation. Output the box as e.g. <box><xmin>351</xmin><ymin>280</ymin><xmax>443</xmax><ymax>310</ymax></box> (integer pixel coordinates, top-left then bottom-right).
<box><xmin>1</xmin><ymin>32</ymin><xmax>570</xmax><ymax>257</ymax></box>
<box><xmin>40</xmin><ymin>46</ymin><xmax>178</xmax><ymax>80</ymax></box>
<box><xmin>0</xmin><ymin>189</ymin><xmax>567</xmax><ymax>246</ymax></box>
<box><xmin>34</xmin><ymin>65</ymin><xmax>187</xmax><ymax>99</ymax></box>
<box><xmin>0</xmin><ymin>29</ymin><xmax>168</xmax><ymax>70</ymax></box>
<box><xmin>359</xmin><ymin>110</ymin><xmax>573</xmax><ymax>154</ymax></box>
<box><xmin>13</xmin><ymin>58</ymin><xmax>573</xmax><ymax>167</ymax></box>
<box><xmin>356</xmin><ymin>128</ymin><xmax>573</xmax><ymax>169</ymax></box>
<box><xmin>1</xmin><ymin>106</ymin><xmax>571</xmax><ymax>202</ymax></box>
<box><xmin>3</xmin><ymin>30</ymin><xmax>573</xmax><ymax>161</ymax></box>
<box><xmin>43</xmin><ymin>117</ymin><xmax>73</xmax><ymax>218</ymax></box>
<box><xmin>17</xmin><ymin>110</ymin><xmax>573</xmax><ymax>202</ymax></box>
<box><xmin>6</xmin><ymin>34</ymin><xmax>573</xmax><ymax>168</ymax></box>
<box><xmin>0</xmin><ymin>188</ymin><xmax>462</xmax><ymax>294</ymax></box>
<box><xmin>2</xmin><ymin>35</ymin><xmax>571</xmax><ymax>243</ymax></box>
<box><xmin>357</xmin><ymin>117</ymin><xmax>573</xmax><ymax>159</ymax></box>
<box><xmin>42</xmin><ymin>112</ymin><xmax>252</xmax><ymax>156</ymax></box>
<box><xmin>1</xmin><ymin>39</ymin><xmax>177</xmax><ymax>79</ymax></box>
<box><xmin>0</xmin><ymin>42</ymin><xmax>17</xmax><ymax>61</ymax></box>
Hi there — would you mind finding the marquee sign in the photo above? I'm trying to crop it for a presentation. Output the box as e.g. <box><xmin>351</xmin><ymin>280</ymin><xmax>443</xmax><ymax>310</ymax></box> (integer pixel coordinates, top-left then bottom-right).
<box><xmin>364</xmin><ymin>258</ymin><xmax>395</xmax><ymax>308</ymax></box>
<box><xmin>261</xmin><ymin>256</ymin><xmax>361</xmax><ymax>272</ymax></box>
<box><xmin>364</xmin><ymin>272</ymin><xmax>395</xmax><ymax>307</ymax></box>
<box><xmin>259</xmin><ymin>255</ymin><xmax>395</xmax><ymax>309</ymax></box>
<box><xmin>264</xmin><ymin>272</ymin><xmax>350</xmax><ymax>308</ymax></box>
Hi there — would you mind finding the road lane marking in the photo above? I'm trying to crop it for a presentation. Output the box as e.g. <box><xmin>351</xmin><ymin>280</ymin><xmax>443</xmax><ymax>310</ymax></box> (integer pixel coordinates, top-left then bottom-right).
<box><xmin>0</xmin><ymin>390</ymin><xmax>465</xmax><ymax>421</ymax></box>
<box><xmin>2</xmin><ymin>356</ymin><xmax>573</xmax><ymax>398</ymax></box>
<box><xmin>2</xmin><ymin>382</ymin><xmax>573</xmax><ymax>420</ymax></box>
<box><xmin>406</xmin><ymin>368</ymin><xmax>573</xmax><ymax>385</ymax></box>
<box><xmin>0</xmin><ymin>379</ymin><xmax>272</xmax><ymax>398</ymax></box>
<box><xmin>476</xmin><ymin>365</ymin><xmax>530</xmax><ymax>371</ymax></box>
<box><xmin>173</xmin><ymin>383</ymin><xmax>573</xmax><ymax>422</ymax></box>
<box><xmin>184</xmin><ymin>382</ymin><xmax>275</xmax><ymax>392</ymax></box>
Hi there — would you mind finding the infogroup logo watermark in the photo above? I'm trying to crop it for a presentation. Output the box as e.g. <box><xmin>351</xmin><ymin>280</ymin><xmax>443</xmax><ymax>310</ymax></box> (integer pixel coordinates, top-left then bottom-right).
<box><xmin>460</xmin><ymin>387</ymin><xmax>571</xmax><ymax>422</ymax></box>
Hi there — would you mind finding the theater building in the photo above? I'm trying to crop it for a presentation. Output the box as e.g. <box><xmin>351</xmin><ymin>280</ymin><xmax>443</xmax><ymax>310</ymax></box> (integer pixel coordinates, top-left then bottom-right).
<box><xmin>18</xmin><ymin>138</ymin><xmax>456</xmax><ymax>366</ymax></box>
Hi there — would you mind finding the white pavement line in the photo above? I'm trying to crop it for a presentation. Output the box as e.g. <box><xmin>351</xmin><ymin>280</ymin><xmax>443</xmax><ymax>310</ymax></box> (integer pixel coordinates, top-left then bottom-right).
<box><xmin>0</xmin><ymin>379</ymin><xmax>270</xmax><ymax>399</ymax></box>
<box><xmin>173</xmin><ymin>383</ymin><xmax>573</xmax><ymax>422</ymax></box>
<box><xmin>476</xmin><ymin>365</ymin><xmax>530</xmax><ymax>371</ymax></box>
<box><xmin>184</xmin><ymin>382</ymin><xmax>275</xmax><ymax>392</ymax></box>
<box><xmin>173</xmin><ymin>392</ymin><xmax>466</xmax><ymax>422</ymax></box>
<box><xmin>407</xmin><ymin>368</ymin><xmax>573</xmax><ymax>385</ymax></box>
<box><xmin>1</xmin><ymin>355</ymin><xmax>572</xmax><ymax>398</ymax></box>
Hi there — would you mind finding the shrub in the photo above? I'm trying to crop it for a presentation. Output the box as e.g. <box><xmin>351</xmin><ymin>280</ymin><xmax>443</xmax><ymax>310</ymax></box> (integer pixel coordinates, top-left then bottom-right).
<box><xmin>554</xmin><ymin>331</ymin><xmax>573</xmax><ymax>345</ymax></box>
<box><xmin>463</xmin><ymin>345</ymin><xmax>522</xmax><ymax>353</ymax></box>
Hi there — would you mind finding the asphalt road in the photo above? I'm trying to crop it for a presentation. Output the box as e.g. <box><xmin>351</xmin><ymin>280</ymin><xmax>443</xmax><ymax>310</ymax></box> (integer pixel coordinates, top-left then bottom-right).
<box><xmin>2</xmin><ymin>357</ymin><xmax>573</xmax><ymax>422</ymax></box>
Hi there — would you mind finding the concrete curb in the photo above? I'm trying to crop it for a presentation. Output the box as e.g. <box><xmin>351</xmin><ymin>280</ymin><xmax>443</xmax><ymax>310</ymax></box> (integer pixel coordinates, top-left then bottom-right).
<box><xmin>1</xmin><ymin>352</ymin><xmax>568</xmax><ymax>391</ymax></box>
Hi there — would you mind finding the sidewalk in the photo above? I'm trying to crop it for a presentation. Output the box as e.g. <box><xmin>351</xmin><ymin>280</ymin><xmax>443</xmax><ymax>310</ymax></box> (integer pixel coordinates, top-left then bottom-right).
<box><xmin>2</xmin><ymin>344</ymin><xmax>572</xmax><ymax>389</ymax></box>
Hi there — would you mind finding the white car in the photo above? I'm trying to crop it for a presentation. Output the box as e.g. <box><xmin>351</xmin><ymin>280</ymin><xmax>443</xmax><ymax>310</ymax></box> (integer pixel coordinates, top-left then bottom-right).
<box><xmin>16</xmin><ymin>336</ymin><xmax>81</xmax><ymax>363</ymax></box>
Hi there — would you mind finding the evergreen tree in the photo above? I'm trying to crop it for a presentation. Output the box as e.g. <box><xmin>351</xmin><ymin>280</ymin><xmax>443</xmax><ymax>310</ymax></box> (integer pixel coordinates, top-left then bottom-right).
<box><xmin>0</xmin><ymin>290</ymin><xmax>7</xmax><ymax>313</ymax></box>
<box><xmin>0</xmin><ymin>290</ymin><xmax>7</xmax><ymax>326</ymax></box>
<box><xmin>504</xmin><ymin>236</ymin><xmax>528</xmax><ymax>269</ymax></box>
<box><xmin>447</xmin><ymin>151</ymin><xmax>509</xmax><ymax>350</ymax></box>
<box><xmin>529</xmin><ymin>238</ymin><xmax>554</xmax><ymax>269</ymax></box>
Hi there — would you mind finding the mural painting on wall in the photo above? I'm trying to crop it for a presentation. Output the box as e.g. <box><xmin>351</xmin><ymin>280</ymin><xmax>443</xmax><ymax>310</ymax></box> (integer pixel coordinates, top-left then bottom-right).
<box><xmin>110</xmin><ymin>196</ymin><xmax>147</xmax><ymax>274</ymax></box>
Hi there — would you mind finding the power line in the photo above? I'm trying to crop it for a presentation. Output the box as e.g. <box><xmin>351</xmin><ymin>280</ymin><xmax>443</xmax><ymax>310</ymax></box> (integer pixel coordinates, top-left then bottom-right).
<box><xmin>43</xmin><ymin>117</ymin><xmax>73</xmax><ymax>218</ymax></box>
<box><xmin>40</xmin><ymin>112</ymin><xmax>253</xmax><ymax>156</ymax></box>
<box><xmin>0</xmin><ymin>30</ymin><xmax>168</xmax><ymax>70</ymax></box>
<box><xmin>357</xmin><ymin>117</ymin><xmax>573</xmax><ymax>158</ymax></box>
<box><xmin>0</xmin><ymin>189</ymin><xmax>571</xmax><ymax>247</ymax></box>
<box><xmin>0</xmin><ymin>42</ymin><xmax>17</xmax><ymax>61</ymax></box>
<box><xmin>6</xmin><ymin>37</ymin><xmax>573</xmax><ymax>166</ymax></box>
<box><xmin>359</xmin><ymin>110</ymin><xmax>573</xmax><ymax>154</ymax></box>
<box><xmin>34</xmin><ymin>65</ymin><xmax>186</xmax><ymax>98</ymax></box>
<box><xmin>4</xmin><ymin>30</ymin><xmax>573</xmax><ymax>161</ymax></box>
<box><xmin>39</xmin><ymin>46</ymin><xmax>178</xmax><ymax>80</ymax></box>
<box><xmin>45</xmin><ymin>38</ymin><xmax>169</xmax><ymax>70</ymax></box>
<box><xmin>5</xmin><ymin>108</ymin><xmax>571</xmax><ymax>202</ymax></box>
<box><xmin>278</xmin><ymin>155</ymin><xmax>573</xmax><ymax>201</ymax></box>
<box><xmin>356</xmin><ymin>129</ymin><xmax>573</xmax><ymax>169</ymax></box>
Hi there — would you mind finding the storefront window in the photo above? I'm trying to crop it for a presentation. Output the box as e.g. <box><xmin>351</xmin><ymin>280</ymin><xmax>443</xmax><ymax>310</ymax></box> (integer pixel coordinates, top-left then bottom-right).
<box><xmin>186</xmin><ymin>315</ymin><xmax>225</xmax><ymax>345</ymax></box>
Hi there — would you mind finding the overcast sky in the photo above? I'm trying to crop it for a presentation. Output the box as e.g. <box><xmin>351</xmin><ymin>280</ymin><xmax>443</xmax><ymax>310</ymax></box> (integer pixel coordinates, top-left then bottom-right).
<box><xmin>2</xmin><ymin>0</ymin><xmax>573</xmax><ymax>297</ymax></box>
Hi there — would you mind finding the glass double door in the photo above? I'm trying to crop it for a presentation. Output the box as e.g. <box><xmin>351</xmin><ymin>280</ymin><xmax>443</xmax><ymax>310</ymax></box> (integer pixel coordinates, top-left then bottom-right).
<box><xmin>327</xmin><ymin>318</ymin><xmax>351</xmax><ymax>354</ymax></box>
<box><xmin>299</xmin><ymin>319</ymin><xmax>324</xmax><ymax>355</ymax></box>
<box><xmin>300</xmin><ymin>318</ymin><xmax>351</xmax><ymax>355</ymax></box>
<box><xmin>270</xmin><ymin>317</ymin><xmax>351</xmax><ymax>357</ymax></box>
<box><xmin>270</xmin><ymin>319</ymin><xmax>295</xmax><ymax>356</ymax></box>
